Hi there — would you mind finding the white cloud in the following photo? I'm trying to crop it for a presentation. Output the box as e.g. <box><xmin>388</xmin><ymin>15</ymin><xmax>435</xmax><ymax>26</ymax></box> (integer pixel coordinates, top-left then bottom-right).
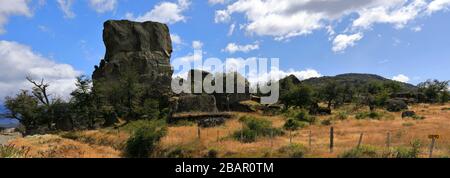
<box><xmin>209</xmin><ymin>0</ymin><xmax>229</xmax><ymax>5</ymax></box>
<box><xmin>227</xmin><ymin>23</ymin><xmax>236</xmax><ymax>36</ymax></box>
<box><xmin>88</xmin><ymin>0</ymin><xmax>117</xmax><ymax>13</ymax></box>
<box><xmin>192</xmin><ymin>40</ymin><xmax>203</xmax><ymax>49</ymax></box>
<box><xmin>223</xmin><ymin>42</ymin><xmax>259</xmax><ymax>53</ymax></box>
<box><xmin>247</xmin><ymin>68</ymin><xmax>321</xmax><ymax>86</ymax></box>
<box><xmin>214</xmin><ymin>0</ymin><xmax>449</xmax><ymax>51</ymax></box>
<box><xmin>57</xmin><ymin>0</ymin><xmax>76</xmax><ymax>19</ymax></box>
<box><xmin>332</xmin><ymin>33</ymin><xmax>363</xmax><ymax>53</ymax></box>
<box><xmin>0</xmin><ymin>0</ymin><xmax>32</xmax><ymax>34</ymax></box>
<box><xmin>411</xmin><ymin>25</ymin><xmax>422</xmax><ymax>32</ymax></box>
<box><xmin>128</xmin><ymin>0</ymin><xmax>191</xmax><ymax>24</ymax></box>
<box><xmin>427</xmin><ymin>0</ymin><xmax>450</xmax><ymax>13</ymax></box>
<box><xmin>392</xmin><ymin>74</ymin><xmax>410</xmax><ymax>83</ymax></box>
<box><xmin>0</xmin><ymin>40</ymin><xmax>81</xmax><ymax>101</ymax></box>
<box><xmin>170</xmin><ymin>34</ymin><xmax>183</xmax><ymax>45</ymax></box>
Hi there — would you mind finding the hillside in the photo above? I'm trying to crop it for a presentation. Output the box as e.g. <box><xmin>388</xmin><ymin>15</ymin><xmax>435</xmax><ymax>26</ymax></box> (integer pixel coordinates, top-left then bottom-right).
<box><xmin>281</xmin><ymin>73</ymin><xmax>418</xmax><ymax>92</ymax></box>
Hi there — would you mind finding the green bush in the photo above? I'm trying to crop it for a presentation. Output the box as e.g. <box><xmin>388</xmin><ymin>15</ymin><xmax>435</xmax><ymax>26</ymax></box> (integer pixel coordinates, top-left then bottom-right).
<box><xmin>340</xmin><ymin>145</ymin><xmax>380</xmax><ymax>158</ymax></box>
<box><xmin>283</xmin><ymin>109</ymin><xmax>316</xmax><ymax>124</ymax></box>
<box><xmin>234</xmin><ymin>116</ymin><xmax>283</xmax><ymax>143</ymax></box>
<box><xmin>283</xmin><ymin>119</ymin><xmax>307</xmax><ymax>131</ymax></box>
<box><xmin>321</xmin><ymin>119</ymin><xmax>332</xmax><ymax>126</ymax></box>
<box><xmin>278</xmin><ymin>144</ymin><xmax>308</xmax><ymax>158</ymax></box>
<box><xmin>355</xmin><ymin>111</ymin><xmax>382</xmax><ymax>120</ymax></box>
<box><xmin>412</xmin><ymin>115</ymin><xmax>426</xmax><ymax>120</ymax></box>
<box><xmin>295</xmin><ymin>110</ymin><xmax>317</xmax><ymax>124</ymax></box>
<box><xmin>394</xmin><ymin>139</ymin><xmax>422</xmax><ymax>158</ymax></box>
<box><xmin>335</xmin><ymin>111</ymin><xmax>349</xmax><ymax>120</ymax></box>
<box><xmin>124</xmin><ymin>120</ymin><xmax>167</xmax><ymax>158</ymax></box>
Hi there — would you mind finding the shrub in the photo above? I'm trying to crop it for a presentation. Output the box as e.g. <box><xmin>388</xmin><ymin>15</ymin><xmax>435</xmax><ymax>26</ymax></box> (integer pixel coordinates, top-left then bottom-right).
<box><xmin>356</xmin><ymin>111</ymin><xmax>382</xmax><ymax>120</ymax></box>
<box><xmin>205</xmin><ymin>149</ymin><xmax>219</xmax><ymax>158</ymax></box>
<box><xmin>340</xmin><ymin>145</ymin><xmax>380</xmax><ymax>158</ymax></box>
<box><xmin>321</xmin><ymin>119</ymin><xmax>332</xmax><ymax>126</ymax></box>
<box><xmin>278</xmin><ymin>144</ymin><xmax>308</xmax><ymax>158</ymax></box>
<box><xmin>412</xmin><ymin>115</ymin><xmax>425</xmax><ymax>120</ymax></box>
<box><xmin>394</xmin><ymin>139</ymin><xmax>422</xmax><ymax>158</ymax></box>
<box><xmin>283</xmin><ymin>109</ymin><xmax>316</xmax><ymax>124</ymax></box>
<box><xmin>234</xmin><ymin>116</ymin><xmax>283</xmax><ymax>142</ymax></box>
<box><xmin>386</xmin><ymin>99</ymin><xmax>408</xmax><ymax>112</ymax></box>
<box><xmin>124</xmin><ymin>120</ymin><xmax>167</xmax><ymax>158</ymax></box>
<box><xmin>283</xmin><ymin>119</ymin><xmax>303</xmax><ymax>131</ymax></box>
<box><xmin>335</xmin><ymin>111</ymin><xmax>349</xmax><ymax>120</ymax></box>
<box><xmin>166</xmin><ymin>147</ymin><xmax>194</xmax><ymax>158</ymax></box>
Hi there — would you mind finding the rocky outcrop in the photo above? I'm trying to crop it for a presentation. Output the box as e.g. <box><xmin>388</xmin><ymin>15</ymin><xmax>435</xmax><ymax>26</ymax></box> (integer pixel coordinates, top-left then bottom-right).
<box><xmin>171</xmin><ymin>95</ymin><xmax>219</xmax><ymax>114</ymax></box>
<box><xmin>213</xmin><ymin>72</ymin><xmax>252</xmax><ymax>111</ymax></box>
<box><xmin>92</xmin><ymin>20</ymin><xmax>173</xmax><ymax>100</ymax></box>
<box><xmin>386</xmin><ymin>99</ymin><xmax>408</xmax><ymax>112</ymax></box>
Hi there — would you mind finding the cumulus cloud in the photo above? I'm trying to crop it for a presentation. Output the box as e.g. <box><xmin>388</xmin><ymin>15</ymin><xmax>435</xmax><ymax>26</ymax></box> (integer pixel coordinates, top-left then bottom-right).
<box><xmin>170</xmin><ymin>34</ymin><xmax>183</xmax><ymax>45</ymax></box>
<box><xmin>392</xmin><ymin>74</ymin><xmax>410</xmax><ymax>83</ymax></box>
<box><xmin>427</xmin><ymin>0</ymin><xmax>450</xmax><ymax>13</ymax></box>
<box><xmin>223</xmin><ymin>42</ymin><xmax>259</xmax><ymax>53</ymax></box>
<box><xmin>57</xmin><ymin>0</ymin><xmax>76</xmax><ymax>18</ymax></box>
<box><xmin>127</xmin><ymin>0</ymin><xmax>190</xmax><ymax>24</ymax></box>
<box><xmin>332</xmin><ymin>33</ymin><xmax>363</xmax><ymax>53</ymax></box>
<box><xmin>214</xmin><ymin>0</ymin><xmax>448</xmax><ymax>51</ymax></box>
<box><xmin>0</xmin><ymin>40</ymin><xmax>81</xmax><ymax>101</ymax></box>
<box><xmin>88</xmin><ymin>0</ymin><xmax>117</xmax><ymax>13</ymax></box>
<box><xmin>0</xmin><ymin>0</ymin><xmax>32</xmax><ymax>34</ymax></box>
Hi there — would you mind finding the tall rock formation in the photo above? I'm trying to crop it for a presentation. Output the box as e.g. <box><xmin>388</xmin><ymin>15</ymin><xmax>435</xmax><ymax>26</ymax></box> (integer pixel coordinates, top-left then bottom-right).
<box><xmin>92</xmin><ymin>20</ymin><xmax>174</xmax><ymax>101</ymax></box>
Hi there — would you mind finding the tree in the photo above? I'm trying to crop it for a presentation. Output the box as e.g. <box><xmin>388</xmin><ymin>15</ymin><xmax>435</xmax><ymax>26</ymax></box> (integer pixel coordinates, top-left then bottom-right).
<box><xmin>4</xmin><ymin>90</ymin><xmax>41</xmax><ymax>134</ymax></box>
<box><xmin>70</xmin><ymin>75</ymin><xmax>96</xmax><ymax>128</ymax></box>
<box><xmin>319</xmin><ymin>81</ymin><xmax>341</xmax><ymax>109</ymax></box>
<box><xmin>280</xmin><ymin>85</ymin><xmax>314</xmax><ymax>109</ymax></box>
<box><xmin>418</xmin><ymin>80</ymin><xmax>449</xmax><ymax>103</ymax></box>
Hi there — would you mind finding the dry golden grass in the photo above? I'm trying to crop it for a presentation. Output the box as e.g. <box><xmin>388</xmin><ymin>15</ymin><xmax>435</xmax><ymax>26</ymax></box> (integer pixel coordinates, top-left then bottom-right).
<box><xmin>6</xmin><ymin>103</ymin><xmax>450</xmax><ymax>158</ymax></box>
<box><xmin>8</xmin><ymin>134</ymin><xmax>121</xmax><ymax>158</ymax></box>
<box><xmin>161</xmin><ymin>103</ymin><xmax>450</xmax><ymax>158</ymax></box>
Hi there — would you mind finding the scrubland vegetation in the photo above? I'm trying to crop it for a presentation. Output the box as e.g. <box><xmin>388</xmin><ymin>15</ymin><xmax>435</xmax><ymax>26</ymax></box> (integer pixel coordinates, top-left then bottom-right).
<box><xmin>1</xmin><ymin>72</ymin><xmax>449</xmax><ymax>158</ymax></box>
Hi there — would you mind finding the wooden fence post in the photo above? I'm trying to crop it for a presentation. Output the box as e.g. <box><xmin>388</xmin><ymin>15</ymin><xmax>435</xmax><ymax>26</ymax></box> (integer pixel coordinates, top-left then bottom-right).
<box><xmin>428</xmin><ymin>135</ymin><xmax>439</xmax><ymax>158</ymax></box>
<box><xmin>289</xmin><ymin>130</ymin><xmax>292</xmax><ymax>144</ymax></box>
<box><xmin>270</xmin><ymin>129</ymin><xmax>274</xmax><ymax>148</ymax></box>
<box><xmin>429</xmin><ymin>138</ymin><xmax>436</xmax><ymax>158</ymax></box>
<box><xmin>309</xmin><ymin>130</ymin><xmax>312</xmax><ymax>148</ymax></box>
<box><xmin>330</xmin><ymin>127</ymin><xmax>334</xmax><ymax>153</ymax></box>
<box><xmin>357</xmin><ymin>133</ymin><xmax>364</xmax><ymax>148</ymax></box>
<box><xmin>217</xmin><ymin>130</ymin><xmax>220</xmax><ymax>142</ymax></box>
<box><xmin>386</xmin><ymin>132</ymin><xmax>391</xmax><ymax>149</ymax></box>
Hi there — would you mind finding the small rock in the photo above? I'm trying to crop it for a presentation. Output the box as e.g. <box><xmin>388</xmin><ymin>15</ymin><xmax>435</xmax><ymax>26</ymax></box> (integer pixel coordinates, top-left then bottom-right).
<box><xmin>402</xmin><ymin>111</ymin><xmax>416</xmax><ymax>118</ymax></box>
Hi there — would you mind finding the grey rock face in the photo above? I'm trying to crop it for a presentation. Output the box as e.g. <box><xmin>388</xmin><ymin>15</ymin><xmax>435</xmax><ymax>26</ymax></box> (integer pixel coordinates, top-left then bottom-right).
<box><xmin>93</xmin><ymin>20</ymin><xmax>174</xmax><ymax>99</ymax></box>
<box><xmin>402</xmin><ymin>111</ymin><xmax>416</xmax><ymax>118</ymax></box>
<box><xmin>172</xmin><ymin>95</ymin><xmax>219</xmax><ymax>113</ymax></box>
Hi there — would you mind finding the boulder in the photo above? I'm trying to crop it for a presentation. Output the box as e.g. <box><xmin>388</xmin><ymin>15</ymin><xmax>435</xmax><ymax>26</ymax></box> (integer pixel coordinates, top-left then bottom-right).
<box><xmin>402</xmin><ymin>111</ymin><xmax>416</xmax><ymax>118</ymax></box>
<box><xmin>309</xmin><ymin>103</ymin><xmax>331</xmax><ymax>115</ymax></box>
<box><xmin>171</xmin><ymin>95</ymin><xmax>219</xmax><ymax>114</ymax></box>
<box><xmin>386</xmin><ymin>99</ymin><xmax>408</xmax><ymax>112</ymax></box>
<box><xmin>213</xmin><ymin>72</ymin><xmax>252</xmax><ymax>111</ymax></box>
<box><xmin>92</xmin><ymin>20</ymin><xmax>174</xmax><ymax>102</ymax></box>
<box><xmin>198</xmin><ymin>118</ymin><xmax>226</xmax><ymax>128</ymax></box>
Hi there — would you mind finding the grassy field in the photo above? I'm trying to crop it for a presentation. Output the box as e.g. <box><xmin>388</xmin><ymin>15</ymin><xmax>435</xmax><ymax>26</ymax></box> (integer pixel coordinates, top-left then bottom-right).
<box><xmin>4</xmin><ymin>103</ymin><xmax>450</xmax><ymax>158</ymax></box>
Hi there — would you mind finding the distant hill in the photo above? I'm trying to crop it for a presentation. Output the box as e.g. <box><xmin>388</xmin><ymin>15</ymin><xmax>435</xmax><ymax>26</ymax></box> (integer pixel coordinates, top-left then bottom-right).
<box><xmin>280</xmin><ymin>73</ymin><xmax>418</xmax><ymax>92</ymax></box>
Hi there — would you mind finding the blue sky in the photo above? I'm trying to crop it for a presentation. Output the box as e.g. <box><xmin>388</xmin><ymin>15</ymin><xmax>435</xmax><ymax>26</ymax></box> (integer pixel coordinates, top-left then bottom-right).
<box><xmin>1</xmin><ymin>0</ymin><xmax>450</xmax><ymax>99</ymax></box>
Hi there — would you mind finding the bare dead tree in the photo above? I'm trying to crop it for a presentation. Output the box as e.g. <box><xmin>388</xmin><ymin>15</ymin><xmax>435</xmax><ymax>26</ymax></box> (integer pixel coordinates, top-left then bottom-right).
<box><xmin>26</xmin><ymin>76</ymin><xmax>51</xmax><ymax>106</ymax></box>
